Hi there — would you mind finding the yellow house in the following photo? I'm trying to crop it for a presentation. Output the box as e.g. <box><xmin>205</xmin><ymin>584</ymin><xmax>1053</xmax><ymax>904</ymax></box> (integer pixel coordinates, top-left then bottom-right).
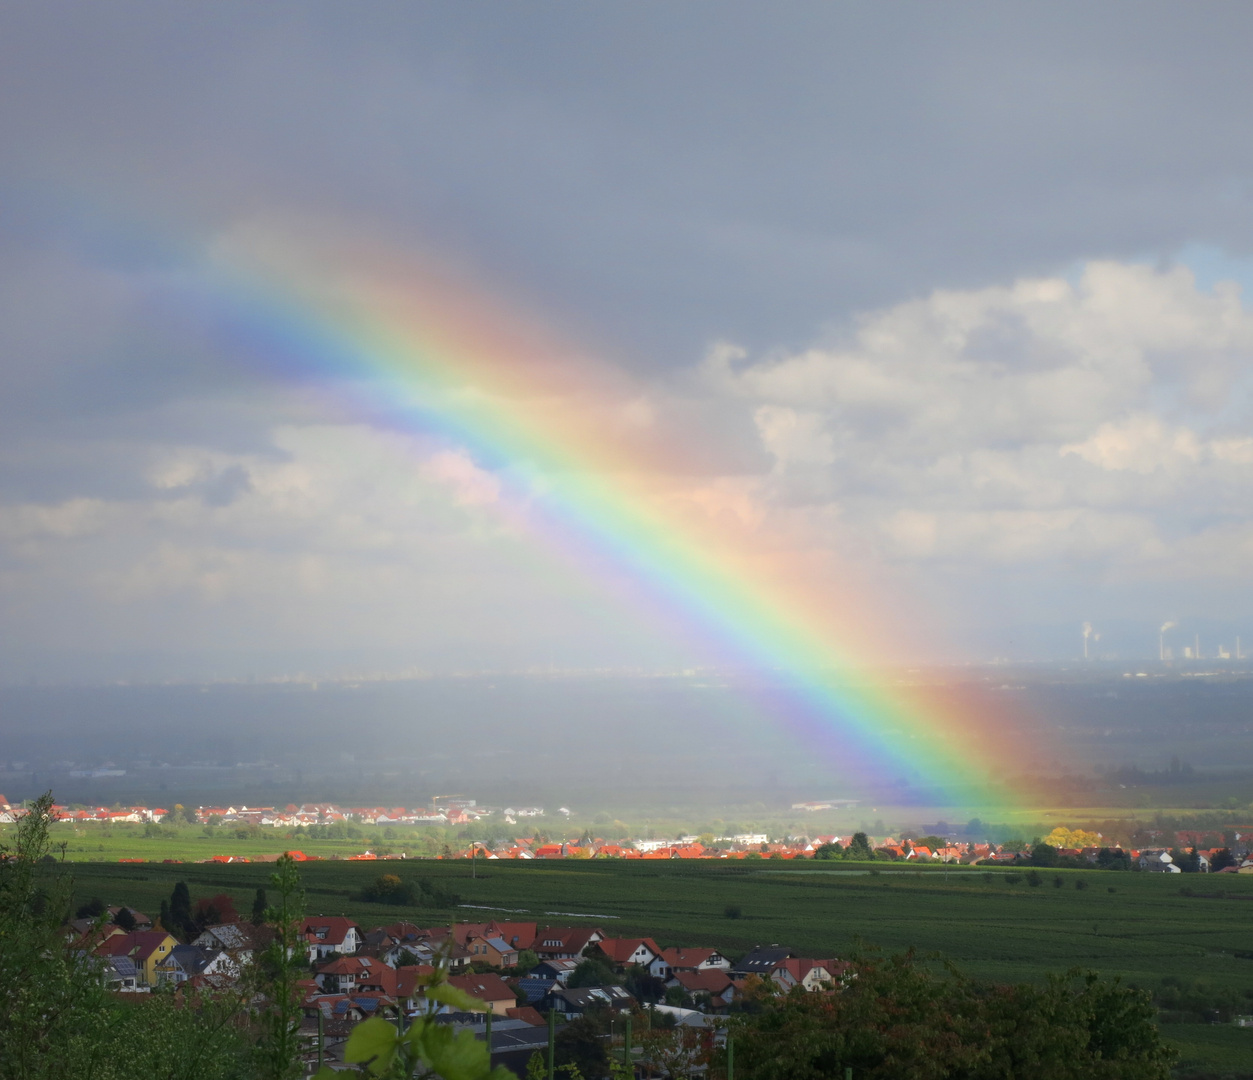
<box><xmin>95</xmin><ymin>930</ymin><xmax>179</xmax><ymax>986</ymax></box>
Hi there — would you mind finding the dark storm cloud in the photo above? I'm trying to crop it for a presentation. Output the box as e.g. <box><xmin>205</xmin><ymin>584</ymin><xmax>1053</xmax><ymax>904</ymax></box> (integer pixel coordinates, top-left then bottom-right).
<box><xmin>4</xmin><ymin>4</ymin><xmax>1253</xmax><ymax>367</ymax></box>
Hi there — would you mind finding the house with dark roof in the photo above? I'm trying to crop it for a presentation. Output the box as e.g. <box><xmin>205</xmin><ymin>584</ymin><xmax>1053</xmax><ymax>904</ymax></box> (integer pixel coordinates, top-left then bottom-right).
<box><xmin>99</xmin><ymin>955</ymin><xmax>142</xmax><ymax>992</ymax></box>
<box><xmin>537</xmin><ymin>984</ymin><xmax>634</xmax><ymax>1018</ymax></box>
<box><xmin>193</xmin><ymin>922</ymin><xmax>258</xmax><ymax>955</ymax></box>
<box><xmin>530</xmin><ymin>959</ymin><xmax>580</xmax><ymax>985</ymax></box>
<box><xmin>730</xmin><ymin>946</ymin><xmax>793</xmax><ymax>978</ymax></box>
<box><xmin>155</xmin><ymin>944</ymin><xmax>230</xmax><ymax>986</ymax></box>
<box><xmin>515</xmin><ymin>977</ymin><xmax>556</xmax><ymax>1004</ymax></box>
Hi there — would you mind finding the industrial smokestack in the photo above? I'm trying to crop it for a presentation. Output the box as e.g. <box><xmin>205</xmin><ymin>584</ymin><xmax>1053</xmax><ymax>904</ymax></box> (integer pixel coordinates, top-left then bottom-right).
<box><xmin>1159</xmin><ymin>619</ymin><xmax>1177</xmax><ymax>662</ymax></box>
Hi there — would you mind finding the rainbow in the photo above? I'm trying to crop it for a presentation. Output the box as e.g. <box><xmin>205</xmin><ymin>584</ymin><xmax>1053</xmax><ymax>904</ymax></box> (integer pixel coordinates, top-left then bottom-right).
<box><xmin>184</xmin><ymin>230</ymin><xmax>1030</xmax><ymax>807</ymax></box>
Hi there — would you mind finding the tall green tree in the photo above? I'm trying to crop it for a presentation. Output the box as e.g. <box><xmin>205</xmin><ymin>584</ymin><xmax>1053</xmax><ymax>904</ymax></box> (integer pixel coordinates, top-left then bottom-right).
<box><xmin>844</xmin><ymin>832</ymin><xmax>874</xmax><ymax>860</ymax></box>
<box><xmin>169</xmin><ymin>880</ymin><xmax>194</xmax><ymax>939</ymax></box>
<box><xmin>251</xmin><ymin>887</ymin><xmax>268</xmax><ymax>925</ymax></box>
<box><xmin>252</xmin><ymin>854</ymin><xmax>307</xmax><ymax>1080</ymax></box>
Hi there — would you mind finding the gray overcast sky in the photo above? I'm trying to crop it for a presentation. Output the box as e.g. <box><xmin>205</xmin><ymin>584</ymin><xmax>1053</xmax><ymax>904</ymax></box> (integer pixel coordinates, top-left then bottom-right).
<box><xmin>4</xmin><ymin>3</ymin><xmax>1253</xmax><ymax>680</ymax></box>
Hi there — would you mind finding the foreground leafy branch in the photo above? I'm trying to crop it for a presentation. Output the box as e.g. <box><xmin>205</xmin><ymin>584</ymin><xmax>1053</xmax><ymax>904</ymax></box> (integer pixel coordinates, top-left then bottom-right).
<box><xmin>325</xmin><ymin>978</ymin><xmax>512</xmax><ymax>1080</ymax></box>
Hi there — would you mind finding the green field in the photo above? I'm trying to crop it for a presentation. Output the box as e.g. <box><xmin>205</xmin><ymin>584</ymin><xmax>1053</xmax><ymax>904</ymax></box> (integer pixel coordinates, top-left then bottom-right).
<box><xmin>1159</xmin><ymin>1024</ymin><xmax>1253</xmax><ymax>1079</ymax></box>
<box><xmin>60</xmin><ymin>858</ymin><xmax>1253</xmax><ymax>985</ymax></box>
<box><xmin>57</xmin><ymin>857</ymin><xmax>1253</xmax><ymax>1076</ymax></box>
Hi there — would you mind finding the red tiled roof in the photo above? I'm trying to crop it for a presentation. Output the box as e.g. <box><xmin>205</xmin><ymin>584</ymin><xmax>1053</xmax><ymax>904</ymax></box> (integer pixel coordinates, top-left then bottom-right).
<box><xmin>446</xmin><ymin>972</ymin><xmax>515</xmax><ymax>1003</ymax></box>
<box><xmin>395</xmin><ymin>966</ymin><xmax>434</xmax><ymax>999</ymax></box>
<box><xmin>302</xmin><ymin>916</ymin><xmax>360</xmax><ymax>946</ymax></box>
<box><xmin>533</xmin><ymin>927</ymin><xmax>603</xmax><ymax>954</ymax></box>
<box><xmin>660</xmin><ymin>948</ymin><xmax>721</xmax><ymax>970</ymax></box>
<box><xmin>672</xmin><ymin>970</ymin><xmax>733</xmax><ymax>994</ymax></box>
<box><xmin>486</xmin><ymin>921</ymin><xmax>537</xmax><ymax>950</ymax></box>
<box><xmin>596</xmin><ymin>938</ymin><xmax>662</xmax><ymax>964</ymax></box>
<box><xmin>93</xmin><ymin>930</ymin><xmax>173</xmax><ymax>962</ymax></box>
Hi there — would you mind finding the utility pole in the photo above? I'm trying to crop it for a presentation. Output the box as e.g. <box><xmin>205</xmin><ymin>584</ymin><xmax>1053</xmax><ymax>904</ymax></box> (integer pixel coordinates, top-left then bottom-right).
<box><xmin>547</xmin><ymin>1008</ymin><xmax>556</xmax><ymax>1080</ymax></box>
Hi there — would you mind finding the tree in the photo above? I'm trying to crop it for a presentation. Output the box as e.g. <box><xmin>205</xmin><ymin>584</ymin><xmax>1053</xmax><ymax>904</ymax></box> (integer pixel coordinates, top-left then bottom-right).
<box><xmin>1043</xmin><ymin>826</ymin><xmax>1103</xmax><ymax>850</ymax></box>
<box><xmin>113</xmin><ymin>906</ymin><xmax>137</xmax><ymax>931</ymax></box>
<box><xmin>641</xmin><ymin>1024</ymin><xmax>710</xmax><ymax>1079</ymax></box>
<box><xmin>169</xmin><ymin>880</ymin><xmax>194</xmax><ymax>939</ymax></box>
<box><xmin>812</xmin><ymin>842</ymin><xmax>842</xmax><ymax>860</ymax></box>
<box><xmin>75</xmin><ymin>895</ymin><xmax>106</xmax><ymax>919</ymax></box>
<box><xmin>0</xmin><ymin>791</ymin><xmax>104</xmax><ymax>1079</ymax></box>
<box><xmin>567</xmin><ymin>956</ymin><xmax>618</xmax><ymax>988</ymax></box>
<box><xmin>252</xmin><ymin>886</ymin><xmax>269</xmax><ymax>925</ymax></box>
<box><xmin>193</xmin><ymin>892</ymin><xmax>239</xmax><ymax>931</ymax></box>
<box><xmin>0</xmin><ymin>792</ymin><xmax>249</xmax><ymax>1080</ymax></box>
<box><xmin>845</xmin><ymin>832</ymin><xmax>874</xmax><ymax>860</ymax></box>
<box><xmin>720</xmin><ymin>952</ymin><xmax>1174</xmax><ymax>1080</ymax></box>
<box><xmin>624</xmin><ymin>966</ymin><xmax>666</xmax><ymax>1004</ymax></box>
<box><xmin>253</xmin><ymin>854</ymin><xmax>306</xmax><ymax>1080</ymax></box>
<box><xmin>1210</xmin><ymin>847</ymin><xmax>1236</xmax><ymax>872</ymax></box>
<box><xmin>1096</xmin><ymin>847</ymin><xmax>1131</xmax><ymax>871</ymax></box>
<box><xmin>358</xmin><ymin>873</ymin><xmax>418</xmax><ymax>905</ymax></box>
<box><xmin>554</xmin><ymin>1014</ymin><xmax>609</xmax><ymax>1078</ymax></box>
<box><xmin>1029</xmin><ymin>842</ymin><xmax>1060</xmax><ymax>868</ymax></box>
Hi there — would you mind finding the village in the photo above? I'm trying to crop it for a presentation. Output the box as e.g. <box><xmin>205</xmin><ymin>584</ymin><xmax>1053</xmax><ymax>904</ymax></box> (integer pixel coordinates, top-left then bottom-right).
<box><xmin>6</xmin><ymin>794</ymin><xmax>1253</xmax><ymax>873</ymax></box>
<box><xmin>76</xmin><ymin>900</ymin><xmax>850</xmax><ymax>1075</ymax></box>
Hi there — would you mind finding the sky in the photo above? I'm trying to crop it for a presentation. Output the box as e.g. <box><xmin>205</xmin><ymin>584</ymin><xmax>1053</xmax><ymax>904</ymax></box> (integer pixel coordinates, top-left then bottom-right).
<box><xmin>5</xmin><ymin>4</ymin><xmax>1253</xmax><ymax>682</ymax></box>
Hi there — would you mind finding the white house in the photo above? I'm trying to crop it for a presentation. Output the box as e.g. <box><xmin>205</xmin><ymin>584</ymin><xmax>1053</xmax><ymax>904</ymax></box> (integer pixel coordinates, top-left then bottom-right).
<box><xmin>302</xmin><ymin>917</ymin><xmax>363</xmax><ymax>960</ymax></box>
